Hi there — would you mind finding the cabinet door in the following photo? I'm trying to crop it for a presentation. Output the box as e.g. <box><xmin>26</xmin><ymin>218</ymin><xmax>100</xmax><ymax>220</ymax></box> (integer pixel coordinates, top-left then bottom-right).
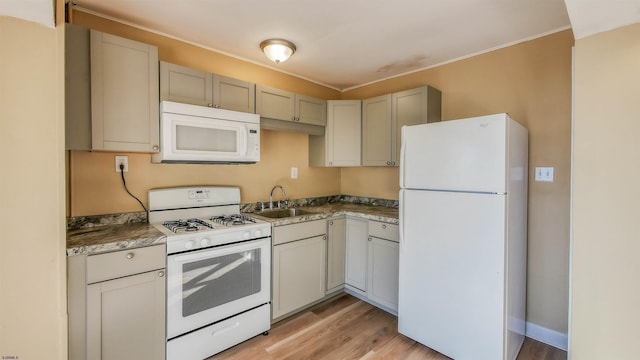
<box><xmin>391</xmin><ymin>86</ymin><xmax>431</xmax><ymax>164</ymax></box>
<box><xmin>213</xmin><ymin>74</ymin><xmax>255</xmax><ymax>113</ymax></box>
<box><xmin>295</xmin><ymin>94</ymin><xmax>326</xmax><ymax>126</ymax></box>
<box><xmin>160</xmin><ymin>61</ymin><xmax>213</xmax><ymax>106</ymax></box>
<box><xmin>362</xmin><ymin>94</ymin><xmax>392</xmax><ymax>166</ymax></box>
<box><xmin>367</xmin><ymin>237</ymin><xmax>399</xmax><ymax>311</ymax></box>
<box><xmin>255</xmin><ymin>85</ymin><xmax>295</xmax><ymax>121</ymax></box>
<box><xmin>272</xmin><ymin>235</ymin><xmax>327</xmax><ymax>319</ymax></box>
<box><xmin>326</xmin><ymin>100</ymin><xmax>362</xmax><ymax>167</ymax></box>
<box><xmin>87</xmin><ymin>269</ymin><xmax>166</xmax><ymax>360</ymax></box>
<box><xmin>327</xmin><ymin>218</ymin><xmax>346</xmax><ymax>292</ymax></box>
<box><xmin>344</xmin><ymin>218</ymin><xmax>368</xmax><ymax>292</ymax></box>
<box><xmin>90</xmin><ymin>30</ymin><xmax>159</xmax><ymax>152</ymax></box>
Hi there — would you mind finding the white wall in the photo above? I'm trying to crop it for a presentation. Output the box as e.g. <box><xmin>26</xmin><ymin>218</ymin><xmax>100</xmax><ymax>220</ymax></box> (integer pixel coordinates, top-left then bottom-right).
<box><xmin>0</xmin><ymin>15</ymin><xmax>67</xmax><ymax>359</ymax></box>
<box><xmin>570</xmin><ymin>23</ymin><xmax>640</xmax><ymax>359</ymax></box>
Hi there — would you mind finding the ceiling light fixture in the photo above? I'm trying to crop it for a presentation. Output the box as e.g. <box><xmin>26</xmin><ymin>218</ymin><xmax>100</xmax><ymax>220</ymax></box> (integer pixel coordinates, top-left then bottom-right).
<box><xmin>260</xmin><ymin>39</ymin><xmax>296</xmax><ymax>63</ymax></box>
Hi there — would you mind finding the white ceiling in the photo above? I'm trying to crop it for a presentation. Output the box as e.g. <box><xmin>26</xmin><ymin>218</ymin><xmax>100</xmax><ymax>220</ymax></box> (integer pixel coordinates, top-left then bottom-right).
<box><xmin>72</xmin><ymin>0</ymin><xmax>572</xmax><ymax>90</ymax></box>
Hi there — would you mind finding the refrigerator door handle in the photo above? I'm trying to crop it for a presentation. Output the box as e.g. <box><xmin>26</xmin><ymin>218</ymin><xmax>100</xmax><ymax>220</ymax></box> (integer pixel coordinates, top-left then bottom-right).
<box><xmin>399</xmin><ymin>189</ymin><xmax>405</xmax><ymax>253</ymax></box>
<box><xmin>399</xmin><ymin>126</ymin><xmax>407</xmax><ymax>187</ymax></box>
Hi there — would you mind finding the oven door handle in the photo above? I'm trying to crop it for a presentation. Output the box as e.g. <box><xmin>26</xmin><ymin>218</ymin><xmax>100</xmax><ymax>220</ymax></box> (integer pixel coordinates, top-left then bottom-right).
<box><xmin>170</xmin><ymin>238</ymin><xmax>269</xmax><ymax>264</ymax></box>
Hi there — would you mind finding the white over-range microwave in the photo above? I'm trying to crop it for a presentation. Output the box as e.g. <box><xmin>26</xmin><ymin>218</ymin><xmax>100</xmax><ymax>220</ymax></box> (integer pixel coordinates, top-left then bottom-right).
<box><xmin>151</xmin><ymin>101</ymin><xmax>260</xmax><ymax>164</ymax></box>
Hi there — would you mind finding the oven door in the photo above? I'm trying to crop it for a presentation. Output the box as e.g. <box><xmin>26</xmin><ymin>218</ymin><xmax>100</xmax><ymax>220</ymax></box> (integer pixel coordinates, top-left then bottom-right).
<box><xmin>166</xmin><ymin>237</ymin><xmax>270</xmax><ymax>339</ymax></box>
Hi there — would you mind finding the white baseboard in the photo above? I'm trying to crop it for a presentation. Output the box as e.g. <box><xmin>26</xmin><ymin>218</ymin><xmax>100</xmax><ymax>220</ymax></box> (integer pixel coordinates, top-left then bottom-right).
<box><xmin>525</xmin><ymin>321</ymin><xmax>568</xmax><ymax>351</ymax></box>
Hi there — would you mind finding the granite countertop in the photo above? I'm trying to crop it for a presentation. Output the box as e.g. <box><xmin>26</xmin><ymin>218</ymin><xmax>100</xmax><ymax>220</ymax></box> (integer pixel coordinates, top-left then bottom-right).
<box><xmin>66</xmin><ymin>223</ymin><xmax>165</xmax><ymax>256</ymax></box>
<box><xmin>67</xmin><ymin>199</ymin><xmax>398</xmax><ymax>256</ymax></box>
<box><xmin>250</xmin><ymin>203</ymin><xmax>398</xmax><ymax>226</ymax></box>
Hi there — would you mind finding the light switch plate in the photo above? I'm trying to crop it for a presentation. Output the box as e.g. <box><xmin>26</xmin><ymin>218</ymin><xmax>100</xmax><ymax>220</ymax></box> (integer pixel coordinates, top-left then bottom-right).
<box><xmin>535</xmin><ymin>167</ymin><xmax>553</xmax><ymax>182</ymax></box>
<box><xmin>290</xmin><ymin>167</ymin><xmax>298</xmax><ymax>179</ymax></box>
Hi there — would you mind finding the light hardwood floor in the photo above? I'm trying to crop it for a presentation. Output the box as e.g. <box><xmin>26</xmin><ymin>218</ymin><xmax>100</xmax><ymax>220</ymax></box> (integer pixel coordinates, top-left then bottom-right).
<box><xmin>210</xmin><ymin>293</ymin><xmax>566</xmax><ymax>360</ymax></box>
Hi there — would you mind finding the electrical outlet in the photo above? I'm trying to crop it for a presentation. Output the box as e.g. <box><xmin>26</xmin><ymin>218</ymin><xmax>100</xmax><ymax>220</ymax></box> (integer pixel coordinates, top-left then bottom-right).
<box><xmin>115</xmin><ymin>155</ymin><xmax>129</xmax><ymax>172</ymax></box>
<box><xmin>291</xmin><ymin>167</ymin><xmax>298</xmax><ymax>179</ymax></box>
<box><xmin>535</xmin><ymin>166</ymin><xmax>553</xmax><ymax>182</ymax></box>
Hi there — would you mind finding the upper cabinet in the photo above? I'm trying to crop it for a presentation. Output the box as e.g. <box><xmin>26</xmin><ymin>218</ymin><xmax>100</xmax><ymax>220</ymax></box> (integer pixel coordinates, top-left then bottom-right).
<box><xmin>309</xmin><ymin>100</ymin><xmax>361</xmax><ymax>167</ymax></box>
<box><xmin>90</xmin><ymin>30</ymin><xmax>160</xmax><ymax>152</ymax></box>
<box><xmin>362</xmin><ymin>86</ymin><xmax>441</xmax><ymax>166</ymax></box>
<box><xmin>159</xmin><ymin>61</ymin><xmax>255</xmax><ymax>113</ymax></box>
<box><xmin>256</xmin><ymin>85</ymin><xmax>327</xmax><ymax>135</ymax></box>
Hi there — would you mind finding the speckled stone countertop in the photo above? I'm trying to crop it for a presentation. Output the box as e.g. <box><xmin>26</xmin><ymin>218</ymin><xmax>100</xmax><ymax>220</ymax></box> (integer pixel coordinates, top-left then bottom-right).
<box><xmin>67</xmin><ymin>195</ymin><xmax>398</xmax><ymax>256</ymax></box>
<box><xmin>250</xmin><ymin>202</ymin><xmax>398</xmax><ymax>226</ymax></box>
<box><xmin>66</xmin><ymin>223</ymin><xmax>165</xmax><ymax>256</ymax></box>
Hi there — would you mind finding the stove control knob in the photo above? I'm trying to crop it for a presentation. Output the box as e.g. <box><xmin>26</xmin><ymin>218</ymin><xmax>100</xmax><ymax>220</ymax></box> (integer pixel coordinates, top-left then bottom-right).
<box><xmin>185</xmin><ymin>240</ymin><xmax>195</xmax><ymax>250</ymax></box>
<box><xmin>254</xmin><ymin>229</ymin><xmax>262</xmax><ymax>238</ymax></box>
<box><xmin>200</xmin><ymin>238</ymin><xmax>210</xmax><ymax>247</ymax></box>
<box><xmin>242</xmin><ymin>231</ymin><xmax>250</xmax><ymax>240</ymax></box>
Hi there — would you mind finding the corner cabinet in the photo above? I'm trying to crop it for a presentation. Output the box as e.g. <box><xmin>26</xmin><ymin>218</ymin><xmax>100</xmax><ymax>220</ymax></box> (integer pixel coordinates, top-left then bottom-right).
<box><xmin>90</xmin><ymin>30</ymin><xmax>159</xmax><ymax>152</ymax></box>
<box><xmin>362</xmin><ymin>85</ymin><xmax>441</xmax><ymax>166</ymax></box>
<box><xmin>309</xmin><ymin>100</ymin><xmax>362</xmax><ymax>167</ymax></box>
<box><xmin>159</xmin><ymin>61</ymin><xmax>255</xmax><ymax>113</ymax></box>
<box><xmin>272</xmin><ymin>220</ymin><xmax>327</xmax><ymax>320</ymax></box>
<box><xmin>256</xmin><ymin>85</ymin><xmax>327</xmax><ymax>127</ymax></box>
<box><xmin>344</xmin><ymin>217</ymin><xmax>369</xmax><ymax>293</ymax></box>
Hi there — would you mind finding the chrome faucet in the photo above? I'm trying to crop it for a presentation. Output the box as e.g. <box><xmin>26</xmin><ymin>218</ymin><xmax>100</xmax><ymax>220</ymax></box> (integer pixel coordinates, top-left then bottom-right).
<box><xmin>269</xmin><ymin>185</ymin><xmax>286</xmax><ymax>210</ymax></box>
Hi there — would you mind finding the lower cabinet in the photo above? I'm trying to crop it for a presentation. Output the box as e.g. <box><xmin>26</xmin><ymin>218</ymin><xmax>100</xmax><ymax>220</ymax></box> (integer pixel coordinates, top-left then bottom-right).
<box><xmin>87</xmin><ymin>270</ymin><xmax>166</xmax><ymax>360</ymax></box>
<box><xmin>344</xmin><ymin>217</ymin><xmax>369</xmax><ymax>292</ymax></box>
<box><xmin>345</xmin><ymin>219</ymin><xmax>400</xmax><ymax>313</ymax></box>
<box><xmin>68</xmin><ymin>245</ymin><xmax>166</xmax><ymax>360</ymax></box>
<box><xmin>272</xmin><ymin>220</ymin><xmax>327</xmax><ymax>320</ymax></box>
<box><xmin>326</xmin><ymin>217</ymin><xmax>347</xmax><ymax>293</ymax></box>
<box><xmin>367</xmin><ymin>236</ymin><xmax>399</xmax><ymax>311</ymax></box>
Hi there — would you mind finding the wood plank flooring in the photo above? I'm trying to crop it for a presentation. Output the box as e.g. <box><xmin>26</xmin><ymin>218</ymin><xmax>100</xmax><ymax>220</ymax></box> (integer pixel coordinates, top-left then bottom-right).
<box><xmin>209</xmin><ymin>293</ymin><xmax>566</xmax><ymax>360</ymax></box>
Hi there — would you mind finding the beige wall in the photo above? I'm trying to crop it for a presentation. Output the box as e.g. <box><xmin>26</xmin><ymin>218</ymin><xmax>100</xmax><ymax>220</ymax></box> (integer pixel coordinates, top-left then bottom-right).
<box><xmin>68</xmin><ymin>11</ymin><xmax>341</xmax><ymax>216</ymax></box>
<box><xmin>342</xmin><ymin>31</ymin><xmax>574</xmax><ymax>336</ymax></box>
<box><xmin>0</xmin><ymin>10</ymin><xmax>67</xmax><ymax>360</ymax></box>
<box><xmin>570</xmin><ymin>23</ymin><xmax>640</xmax><ymax>359</ymax></box>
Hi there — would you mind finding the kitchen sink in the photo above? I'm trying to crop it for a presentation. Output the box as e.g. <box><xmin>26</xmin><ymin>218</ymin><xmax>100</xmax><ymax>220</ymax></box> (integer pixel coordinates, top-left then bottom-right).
<box><xmin>254</xmin><ymin>208</ymin><xmax>315</xmax><ymax>219</ymax></box>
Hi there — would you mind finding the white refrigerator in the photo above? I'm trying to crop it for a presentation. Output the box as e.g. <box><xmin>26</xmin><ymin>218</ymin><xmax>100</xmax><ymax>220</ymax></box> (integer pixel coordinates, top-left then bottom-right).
<box><xmin>398</xmin><ymin>113</ymin><xmax>528</xmax><ymax>360</ymax></box>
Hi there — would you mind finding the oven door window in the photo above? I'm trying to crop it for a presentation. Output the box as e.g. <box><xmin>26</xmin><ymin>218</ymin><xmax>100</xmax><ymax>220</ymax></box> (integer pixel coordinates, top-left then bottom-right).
<box><xmin>181</xmin><ymin>248</ymin><xmax>261</xmax><ymax>317</ymax></box>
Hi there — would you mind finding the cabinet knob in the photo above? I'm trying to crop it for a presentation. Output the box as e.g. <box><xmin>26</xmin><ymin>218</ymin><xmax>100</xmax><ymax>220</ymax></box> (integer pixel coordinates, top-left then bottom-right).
<box><xmin>368</xmin><ymin>237</ymin><xmax>372</xmax><ymax>241</ymax></box>
<box><xmin>323</xmin><ymin>236</ymin><xmax>327</xmax><ymax>240</ymax></box>
<box><xmin>214</xmin><ymin>104</ymin><xmax>220</xmax><ymax>108</ymax></box>
<box><xmin>382</xmin><ymin>224</ymin><xmax>387</xmax><ymax>229</ymax></box>
<box><xmin>207</xmin><ymin>103</ymin><xmax>213</xmax><ymax>107</ymax></box>
<box><xmin>126</xmin><ymin>252</ymin><xmax>134</xmax><ymax>259</ymax></box>
<box><xmin>152</xmin><ymin>145</ymin><xmax>159</xmax><ymax>151</ymax></box>
<box><xmin>329</xmin><ymin>221</ymin><xmax>334</xmax><ymax>225</ymax></box>
<box><xmin>157</xmin><ymin>271</ymin><xmax>165</xmax><ymax>277</ymax></box>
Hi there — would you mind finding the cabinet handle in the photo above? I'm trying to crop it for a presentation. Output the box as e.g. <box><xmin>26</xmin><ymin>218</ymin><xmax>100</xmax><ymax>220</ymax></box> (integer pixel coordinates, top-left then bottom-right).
<box><xmin>152</xmin><ymin>145</ymin><xmax>159</xmax><ymax>151</ymax></box>
<box><xmin>157</xmin><ymin>271</ymin><xmax>165</xmax><ymax>277</ymax></box>
<box><xmin>382</xmin><ymin>224</ymin><xmax>387</xmax><ymax>229</ymax></box>
<box><xmin>126</xmin><ymin>252</ymin><xmax>134</xmax><ymax>259</ymax></box>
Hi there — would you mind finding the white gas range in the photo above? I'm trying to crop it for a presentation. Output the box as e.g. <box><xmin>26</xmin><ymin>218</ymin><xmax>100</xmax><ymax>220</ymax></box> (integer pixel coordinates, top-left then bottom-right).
<box><xmin>149</xmin><ymin>186</ymin><xmax>271</xmax><ymax>360</ymax></box>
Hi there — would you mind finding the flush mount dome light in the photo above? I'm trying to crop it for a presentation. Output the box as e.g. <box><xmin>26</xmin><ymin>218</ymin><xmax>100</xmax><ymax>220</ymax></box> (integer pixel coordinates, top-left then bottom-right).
<box><xmin>260</xmin><ymin>39</ymin><xmax>296</xmax><ymax>63</ymax></box>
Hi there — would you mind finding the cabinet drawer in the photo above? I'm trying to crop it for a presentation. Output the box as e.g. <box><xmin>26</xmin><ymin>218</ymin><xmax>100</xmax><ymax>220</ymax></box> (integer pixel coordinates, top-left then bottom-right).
<box><xmin>86</xmin><ymin>245</ymin><xmax>165</xmax><ymax>284</ymax></box>
<box><xmin>368</xmin><ymin>221</ymin><xmax>399</xmax><ymax>242</ymax></box>
<box><xmin>273</xmin><ymin>219</ymin><xmax>326</xmax><ymax>245</ymax></box>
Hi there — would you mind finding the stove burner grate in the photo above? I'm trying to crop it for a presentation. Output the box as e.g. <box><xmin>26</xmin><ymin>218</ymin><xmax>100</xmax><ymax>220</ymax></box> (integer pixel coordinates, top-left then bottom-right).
<box><xmin>163</xmin><ymin>218</ymin><xmax>214</xmax><ymax>233</ymax></box>
<box><xmin>210</xmin><ymin>214</ymin><xmax>257</xmax><ymax>226</ymax></box>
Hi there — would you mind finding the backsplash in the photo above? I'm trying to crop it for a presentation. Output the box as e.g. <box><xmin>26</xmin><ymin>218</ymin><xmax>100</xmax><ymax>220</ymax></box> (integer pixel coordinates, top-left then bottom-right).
<box><xmin>67</xmin><ymin>194</ymin><xmax>398</xmax><ymax>230</ymax></box>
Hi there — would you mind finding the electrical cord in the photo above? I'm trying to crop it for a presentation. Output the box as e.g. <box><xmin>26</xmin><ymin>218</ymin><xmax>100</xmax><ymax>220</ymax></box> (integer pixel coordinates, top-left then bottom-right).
<box><xmin>119</xmin><ymin>163</ymin><xmax>149</xmax><ymax>223</ymax></box>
